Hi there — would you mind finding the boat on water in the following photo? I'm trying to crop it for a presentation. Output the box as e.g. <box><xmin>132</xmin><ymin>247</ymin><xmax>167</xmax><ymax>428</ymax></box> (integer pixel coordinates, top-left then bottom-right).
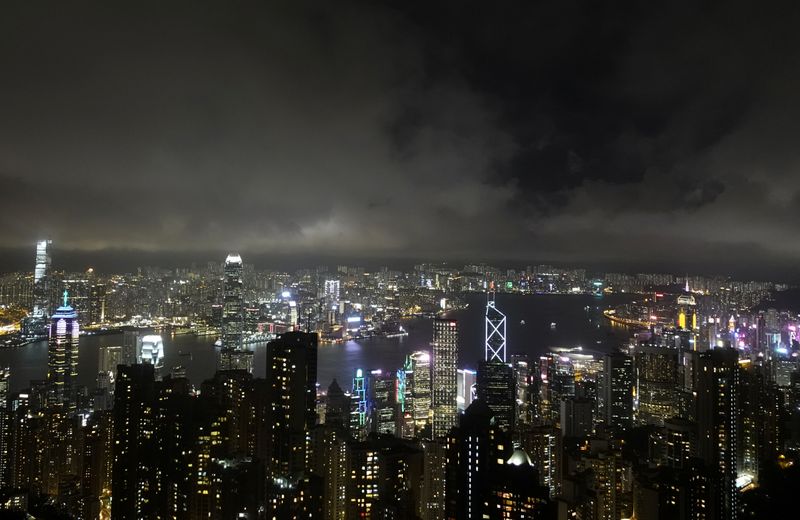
<box><xmin>550</xmin><ymin>322</ymin><xmax>557</xmax><ymax>329</ymax></box>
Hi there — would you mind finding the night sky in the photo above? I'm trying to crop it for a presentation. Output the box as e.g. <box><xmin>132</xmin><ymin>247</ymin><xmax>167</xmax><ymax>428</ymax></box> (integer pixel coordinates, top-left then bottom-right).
<box><xmin>2</xmin><ymin>1</ymin><xmax>800</xmax><ymax>277</ymax></box>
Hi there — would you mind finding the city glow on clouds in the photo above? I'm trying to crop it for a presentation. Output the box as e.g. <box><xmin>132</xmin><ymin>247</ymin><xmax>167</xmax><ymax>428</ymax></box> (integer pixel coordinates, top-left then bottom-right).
<box><xmin>2</xmin><ymin>1</ymin><xmax>800</xmax><ymax>275</ymax></box>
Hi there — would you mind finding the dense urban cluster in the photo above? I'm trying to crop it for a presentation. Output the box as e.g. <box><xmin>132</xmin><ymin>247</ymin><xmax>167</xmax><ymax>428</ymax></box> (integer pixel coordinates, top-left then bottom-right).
<box><xmin>0</xmin><ymin>241</ymin><xmax>799</xmax><ymax>519</ymax></box>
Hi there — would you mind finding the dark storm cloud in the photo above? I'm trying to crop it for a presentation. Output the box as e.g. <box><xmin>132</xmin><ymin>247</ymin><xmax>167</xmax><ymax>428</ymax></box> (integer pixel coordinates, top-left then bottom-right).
<box><xmin>2</xmin><ymin>0</ymin><xmax>800</xmax><ymax>274</ymax></box>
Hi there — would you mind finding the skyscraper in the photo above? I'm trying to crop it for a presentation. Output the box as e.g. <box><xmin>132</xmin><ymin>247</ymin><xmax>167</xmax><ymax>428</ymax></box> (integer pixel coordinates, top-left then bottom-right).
<box><xmin>445</xmin><ymin>399</ymin><xmax>510</xmax><ymax>519</ymax></box>
<box><xmin>137</xmin><ymin>334</ymin><xmax>165</xmax><ymax>378</ymax></box>
<box><xmin>432</xmin><ymin>318</ymin><xmax>458</xmax><ymax>439</ymax></box>
<box><xmin>603</xmin><ymin>352</ymin><xmax>633</xmax><ymax>432</ymax></box>
<box><xmin>409</xmin><ymin>351</ymin><xmax>432</xmax><ymax>434</ymax></box>
<box><xmin>485</xmin><ymin>293</ymin><xmax>506</xmax><ymax>362</ymax></box>
<box><xmin>697</xmin><ymin>347</ymin><xmax>739</xmax><ymax>520</ymax></box>
<box><xmin>47</xmin><ymin>291</ymin><xmax>80</xmax><ymax>413</ymax></box>
<box><xmin>478</xmin><ymin>295</ymin><xmax>515</xmax><ymax>430</ymax></box>
<box><xmin>112</xmin><ymin>363</ymin><xmax>157</xmax><ymax>519</ymax></box>
<box><xmin>220</xmin><ymin>253</ymin><xmax>249</xmax><ymax>371</ymax></box>
<box><xmin>266</xmin><ymin>331</ymin><xmax>318</xmax><ymax>480</ymax></box>
<box><xmin>0</xmin><ymin>367</ymin><xmax>10</xmax><ymax>487</ymax></box>
<box><xmin>32</xmin><ymin>239</ymin><xmax>52</xmax><ymax>319</ymax></box>
<box><xmin>476</xmin><ymin>360</ymin><xmax>515</xmax><ymax>431</ymax></box>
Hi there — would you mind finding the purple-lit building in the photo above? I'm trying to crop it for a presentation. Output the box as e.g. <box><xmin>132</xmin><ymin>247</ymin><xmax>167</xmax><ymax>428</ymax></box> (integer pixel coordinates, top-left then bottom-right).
<box><xmin>47</xmin><ymin>291</ymin><xmax>80</xmax><ymax>413</ymax></box>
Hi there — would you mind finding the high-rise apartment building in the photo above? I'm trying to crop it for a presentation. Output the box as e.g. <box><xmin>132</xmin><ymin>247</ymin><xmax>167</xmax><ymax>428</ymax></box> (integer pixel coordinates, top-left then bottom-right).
<box><xmin>697</xmin><ymin>347</ymin><xmax>739</xmax><ymax>520</ymax></box>
<box><xmin>266</xmin><ymin>331</ymin><xmax>318</xmax><ymax>480</ymax></box>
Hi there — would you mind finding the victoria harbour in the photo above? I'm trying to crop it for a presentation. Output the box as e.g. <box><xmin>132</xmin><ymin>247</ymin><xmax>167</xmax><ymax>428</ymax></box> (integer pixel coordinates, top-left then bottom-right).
<box><xmin>0</xmin><ymin>293</ymin><xmax>634</xmax><ymax>394</ymax></box>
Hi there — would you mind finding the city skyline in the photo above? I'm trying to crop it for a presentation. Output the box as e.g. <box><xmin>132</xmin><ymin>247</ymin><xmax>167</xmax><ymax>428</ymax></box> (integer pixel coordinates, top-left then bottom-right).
<box><xmin>3</xmin><ymin>1</ymin><xmax>800</xmax><ymax>518</ymax></box>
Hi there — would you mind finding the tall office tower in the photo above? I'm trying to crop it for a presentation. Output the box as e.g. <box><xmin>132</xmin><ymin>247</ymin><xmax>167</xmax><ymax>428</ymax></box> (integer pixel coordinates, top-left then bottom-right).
<box><xmin>676</xmin><ymin>294</ymin><xmax>698</xmax><ymax>331</ymax></box>
<box><xmin>432</xmin><ymin>318</ymin><xmax>458</xmax><ymax>438</ymax></box>
<box><xmin>346</xmin><ymin>435</ymin><xmax>425</xmax><ymax>519</ymax></box>
<box><xmin>634</xmin><ymin>341</ymin><xmax>679</xmax><ymax>426</ymax></box>
<box><xmin>602</xmin><ymin>352</ymin><xmax>634</xmax><ymax>433</ymax></box>
<box><xmin>324</xmin><ymin>279</ymin><xmax>340</xmax><ymax>303</ymax></box>
<box><xmin>485</xmin><ymin>293</ymin><xmax>506</xmax><ymax>362</ymax></box>
<box><xmin>352</xmin><ymin>369</ymin><xmax>368</xmax><ymax>436</ymax></box>
<box><xmin>511</xmin><ymin>354</ymin><xmax>535</xmax><ymax>425</ymax></box>
<box><xmin>519</xmin><ymin>424</ymin><xmax>563</xmax><ymax>498</ymax></box>
<box><xmin>457</xmin><ymin>368</ymin><xmax>477</xmax><ymax>412</ymax></box>
<box><xmin>369</xmin><ymin>370</ymin><xmax>397</xmax><ymax>435</ymax></box>
<box><xmin>220</xmin><ymin>253</ymin><xmax>245</xmax><ymax>370</ymax></box>
<box><xmin>0</xmin><ymin>367</ymin><xmax>9</xmax><ymax>487</ymax></box>
<box><xmin>696</xmin><ymin>347</ymin><xmax>739</xmax><ymax>520</ymax></box>
<box><xmin>266</xmin><ymin>331</ymin><xmax>318</xmax><ymax>481</ymax></box>
<box><xmin>47</xmin><ymin>291</ymin><xmax>80</xmax><ymax>413</ymax></box>
<box><xmin>137</xmin><ymin>334</ymin><xmax>165</xmax><ymax>379</ymax></box>
<box><xmin>32</xmin><ymin>239</ymin><xmax>52</xmax><ymax>318</ymax></box>
<box><xmin>88</xmin><ymin>282</ymin><xmax>106</xmax><ymax>324</ymax></box>
<box><xmin>409</xmin><ymin>351</ymin><xmax>432</xmax><ymax>434</ymax></box>
<box><xmin>121</xmin><ymin>330</ymin><xmax>140</xmax><ymax>365</ymax></box>
<box><xmin>396</xmin><ymin>362</ymin><xmax>416</xmax><ymax>439</ymax></box>
<box><xmin>445</xmin><ymin>399</ymin><xmax>510</xmax><ymax>519</ymax></box>
<box><xmin>112</xmin><ymin>363</ymin><xmax>157</xmax><ymax>519</ymax></box>
<box><xmin>476</xmin><ymin>360</ymin><xmax>516</xmax><ymax>431</ymax></box>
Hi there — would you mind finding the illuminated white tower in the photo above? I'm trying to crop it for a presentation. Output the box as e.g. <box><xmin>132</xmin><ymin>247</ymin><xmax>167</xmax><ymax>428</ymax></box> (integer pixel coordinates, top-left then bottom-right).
<box><xmin>220</xmin><ymin>253</ymin><xmax>252</xmax><ymax>371</ymax></box>
<box><xmin>485</xmin><ymin>292</ymin><xmax>506</xmax><ymax>362</ymax></box>
<box><xmin>222</xmin><ymin>253</ymin><xmax>244</xmax><ymax>349</ymax></box>
<box><xmin>32</xmin><ymin>239</ymin><xmax>52</xmax><ymax>318</ymax></box>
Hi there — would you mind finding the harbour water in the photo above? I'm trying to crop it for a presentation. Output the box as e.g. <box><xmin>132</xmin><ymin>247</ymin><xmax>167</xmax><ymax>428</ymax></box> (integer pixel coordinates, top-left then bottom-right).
<box><xmin>0</xmin><ymin>293</ymin><xmax>636</xmax><ymax>393</ymax></box>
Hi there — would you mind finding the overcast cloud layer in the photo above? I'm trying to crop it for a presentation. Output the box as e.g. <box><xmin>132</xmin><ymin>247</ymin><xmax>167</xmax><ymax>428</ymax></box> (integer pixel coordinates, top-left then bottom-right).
<box><xmin>2</xmin><ymin>0</ymin><xmax>800</xmax><ymax>275</ymax></box>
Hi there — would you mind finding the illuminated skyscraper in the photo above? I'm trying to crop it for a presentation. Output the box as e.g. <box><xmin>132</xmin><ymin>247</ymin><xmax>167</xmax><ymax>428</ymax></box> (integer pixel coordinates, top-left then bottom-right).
<box><xmin>137</xmin><ymin>335</ymin><xmax>165</xmax><ymax>379</ymax></box>
<box><xmin>409</xmin><ymin>351</ymin><xmax>432</xmax><ymax>433</ymax></box>
<box><xmin>485</xmin><ymin>293</ymin><xmax>506</xmax><ymax>362</ymax></box>
<box><xmin>432</xmin><ymin>318</ymin><xmax>458</xmax><ymax>438</ymax></box>
<box><xmin>220</xmin><ymin>253</ymin><xmax>250</xmax><ymax>371</ymax></box>
<box><xmin>477</xmin><ymin>361</ymin><xmax>515</xmax><ymax>430</ymax></box>
<box><xmin>369</xmin><ymin>369</ymin><xmax>397</xmax><ymax>435</ymax></box>
<box><xmin>676</xmin><ymin>294</ymin><xmax>698</xmax><ymax>332</ymax></box>
<box><xmin>478</xmin><ymin>295</ymin><xmax>514</xmax><ymax>429</ymax></box>
<box><xmin>47</xmin><ymin>291</ymin><xmax>80</xmax><ymax>413</ymax></box>
<box><xmin>32</xmin><ymin>239</ymin><xmax>52</xmax><ymax>318</ymax></box>
<box><xmin>0</xmin><ymin>367</ymin><xmax>9</xmax><ymax>487</ymax></box>
<box><xmin>634</xmin><ymin>341</ymin><xmax>679</xmax><ymax>426</ymax></box>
